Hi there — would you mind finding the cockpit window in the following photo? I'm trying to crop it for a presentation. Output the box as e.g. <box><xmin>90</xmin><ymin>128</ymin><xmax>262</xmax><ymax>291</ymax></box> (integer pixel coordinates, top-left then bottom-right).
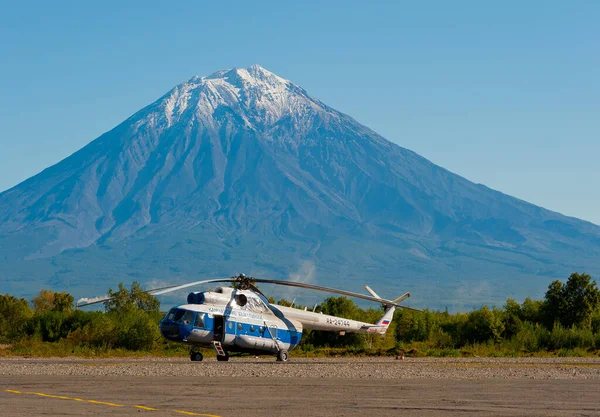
<box><xmin>173</xmin><ymin>309</ymin><xmax>186</xmax><ymax>322</ymax></box>
<box><xmin>165</xmin><ymin>308</ymin><xmax>177</xmax><ymax>321</ymax></box>
<box><xmin>194</xmin><ymin>313</ymin><xmax>205</xmax><ymax>328</ymax></box>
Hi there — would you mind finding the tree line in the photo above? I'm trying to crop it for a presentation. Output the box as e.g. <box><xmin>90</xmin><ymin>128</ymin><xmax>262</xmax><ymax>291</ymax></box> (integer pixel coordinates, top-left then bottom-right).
<box><xmin>0</xmin><ymin>283</ymin><xmax>163</xmax><ymax>353</ymax></box>
<box><xmin>1</xmin><ymin>273</ymin><xmax>600</xmax><ymax>356</ymax></box>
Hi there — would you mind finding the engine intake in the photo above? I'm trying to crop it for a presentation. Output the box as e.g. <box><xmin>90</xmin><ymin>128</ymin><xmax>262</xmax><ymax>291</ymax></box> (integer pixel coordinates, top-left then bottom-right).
<box><xmin>187</xmin><ymin>292</ymin><xmax>205</xmax><ymax>304</ymax></box>
<box><xmin>235</xmin><ymin>294</ymin><xmax>247</xmax><ymax>306</ymax></box>
<box><xmin>188</xmin><ymin>291</ymin><xmax>233</xmax><ymax>305</ymax></box>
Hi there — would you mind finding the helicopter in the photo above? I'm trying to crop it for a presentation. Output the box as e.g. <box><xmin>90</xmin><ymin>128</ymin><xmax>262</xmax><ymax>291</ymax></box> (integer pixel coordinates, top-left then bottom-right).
<box><xmin>77</xmin><ymin>274</ymin><xmax>419</xmax><ymax>362</ymax></box>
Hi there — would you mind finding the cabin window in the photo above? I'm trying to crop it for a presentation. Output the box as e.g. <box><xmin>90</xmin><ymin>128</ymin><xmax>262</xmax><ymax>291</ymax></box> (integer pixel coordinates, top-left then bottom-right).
<box><xmin>249</xmin><ymin>325</ymin><xmax>255</xmax><ymax>332</ymax></box>
<box><xmin>237</xmin><ymin>323</ymin><xmax>243</xmax><ymax>331</ymax></box>
<box><xmin>181</xmin><ymin>311</ymin><xmax>194</xmax><ymax>325</ymax></box>
<box><xmin>194</xmin><ymin>313</ymin><xmax>205</xmax><ymax>328</ymax></box>
<box><xmin>269</xmin><ymin>325</ymin><xmax>278</xmax><ymax>340</ymax></box>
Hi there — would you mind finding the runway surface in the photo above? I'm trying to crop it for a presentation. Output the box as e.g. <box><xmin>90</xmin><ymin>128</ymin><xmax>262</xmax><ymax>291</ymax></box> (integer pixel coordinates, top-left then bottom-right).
<box><xmin>2</xmin><ymin>357</ymin><xmax>600</xmax><ymax>416</ymax></box>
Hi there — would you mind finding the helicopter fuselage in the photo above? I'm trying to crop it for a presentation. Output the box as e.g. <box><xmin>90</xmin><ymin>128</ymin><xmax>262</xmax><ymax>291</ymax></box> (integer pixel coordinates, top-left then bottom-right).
<box><xmin>160</xmin><ymin>301</ymin><xmax>303</xmax><ymax>355</ymax></box>
<box><xmin>159</xmin><ymin>286</ymin><xmax>391</xmax><ymax>360</ymax></box>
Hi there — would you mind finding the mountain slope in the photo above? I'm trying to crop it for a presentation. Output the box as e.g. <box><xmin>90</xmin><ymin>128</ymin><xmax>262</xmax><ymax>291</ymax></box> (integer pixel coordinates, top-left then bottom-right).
<box><xmin>1</xmin><ymin>65</ymin><xmax>599</xmax><ymax>309</ymax></box>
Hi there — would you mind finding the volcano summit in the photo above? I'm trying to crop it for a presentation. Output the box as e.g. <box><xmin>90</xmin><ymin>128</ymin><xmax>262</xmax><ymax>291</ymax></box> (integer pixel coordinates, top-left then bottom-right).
<box><xmin>1</xmin><ymin>65</ymin><xmax>598</xmax><ymax>308</ymax></box>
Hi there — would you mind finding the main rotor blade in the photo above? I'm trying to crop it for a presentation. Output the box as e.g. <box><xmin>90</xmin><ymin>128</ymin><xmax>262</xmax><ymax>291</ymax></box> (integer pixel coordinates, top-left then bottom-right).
<box><xmin>247</xmin><ymin>282</ymin><xmax>267</xmax><ymax>298</ymax></box>
<box><xmin>76</xmin><ymin>278</ymin><xmax>235</xmax><ymax>308</ymax></box>
<box><xmin>76</xmin><ymin>275</ymin><xmax>422</xmax><ymax>312</ymax></box>
<box><xmin>150</xmin><ymin>278</ymin><xmax>235</xmax><ymax>295</ymax></box>
<box><xmin>250</xmin><ymin>278</ymin><xmax>420</xmax><ymax>310</ymax></box>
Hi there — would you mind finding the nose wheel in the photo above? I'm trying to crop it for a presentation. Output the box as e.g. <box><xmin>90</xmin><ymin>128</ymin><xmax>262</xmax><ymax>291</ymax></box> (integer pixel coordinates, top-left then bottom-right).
<box><xmin>190</xmin><ymin>351</ymin><xmax>203</xmax><ymax>362</ymax></box>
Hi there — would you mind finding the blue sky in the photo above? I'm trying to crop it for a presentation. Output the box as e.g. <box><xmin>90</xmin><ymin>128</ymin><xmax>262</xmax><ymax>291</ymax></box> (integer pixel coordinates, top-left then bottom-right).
<box><xmin>1</xmin><ymin>1</ymin><xmax>598</xmax><ymax>224</ymax></box>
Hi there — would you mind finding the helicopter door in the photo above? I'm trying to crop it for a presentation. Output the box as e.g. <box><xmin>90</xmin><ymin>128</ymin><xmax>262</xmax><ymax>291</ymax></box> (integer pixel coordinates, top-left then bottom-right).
<box><xmin>213</xmin><ymin>315</ymin><xmax>225</xmax><ymax>341</ymax></box>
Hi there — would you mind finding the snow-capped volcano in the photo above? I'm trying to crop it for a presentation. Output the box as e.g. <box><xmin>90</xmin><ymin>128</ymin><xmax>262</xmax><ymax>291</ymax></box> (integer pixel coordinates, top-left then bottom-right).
<box><xmin>1</xmin><ymin>65</ymin><xmax>599</xmax><ymax>308</ymax></box>
<box><xmin>154</xmin><ymin>65</ymin><xmax>327</xmax><ymax>130</ymax></box>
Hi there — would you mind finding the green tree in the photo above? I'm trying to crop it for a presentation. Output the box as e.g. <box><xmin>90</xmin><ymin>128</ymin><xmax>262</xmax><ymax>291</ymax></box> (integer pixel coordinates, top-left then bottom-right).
<box><xmin>320</xmin><ymin>296</ymin><xmax>361</xmax><ymax>319</ymax></box>
<box><xmin>562</xmin><ymin>273</ymin><xmax>600</xmax><ymax>328</ymax></box>
<box><xmin>520</xmin><ymin>297</ymin><xmax>543</xmax><ymax>324</ymax></box>
<box><xmin>305</xmin><ymin>297</ymin><xmax>365</xmax><ymax>348</ymax></box>
<box><xmin>112</xmin><ymin>309</ymin><xmax>160</xmax><ymax>351</ymax></box>
<box><xmin>504</xmin><ymin>298</ymin><xmax>521</xmax><ymax>317</ymax></box>
<box><xmin>395</xmin><ymin>310</ymin><xmax>431</xmax><ymax>342</ymax></box>
<box><xmin>0</xmin><ymin>294</ymin><xmax>34</xmax><ymax>342</ymax></box>
<box><xmin>542</xmin><ymin>273</ymin><xmax>600</xmax><ymax>329</ymax></box>
<box><xmin>276</xmin><ymin>299</ymin><xmax>293</xmax><ymax>307</ymax></box>
<box><xmin>29</xmin><ymin>310</ymin><xmax>69</xmax><ymax>342</ymax></box>
<box><xmin>104</xmin><ymin>282</ymin><xmax>160</xmax><ymax>314</ymax></box>
<box><xmin>66</xmin><ymin>312</ymin><xmax>117</xmax><ymax>349</ymax></box>
<box><xmin>101</xmin><ymin>282</ymin><xmax>162</xmax><ymax>351</ymax></box>
<box><xmin>502</xmin><ymin>298</ymin><xmax>523</xmax><ymax>338</ymax></box>
<box><xmin>54</xmin><ymin>292</ymin><xmax>75</xmax><ymax>313</ymax></box>
<box><xmin>591</xmin><ymin>308</ymin><xmax>600</xmax><ymax>334</ymax></box>
<box><xmin>463</xmin><ymin>306</ymin><xmax>505</xmax><ymax>344</ymax></box>
<box><xmin>31</xmin><ymin>290</ymin><xmax>54</xmax><ymax>312</ymax></box>
<box><xmin>32</xmin><ymin>290</ymin><xmax>74</xmax><ymax>313</ymax></box>
<box><xmin>542</xmin><ymin>280</ymin><xmax>566</xmax><ymax>328</ymax></box>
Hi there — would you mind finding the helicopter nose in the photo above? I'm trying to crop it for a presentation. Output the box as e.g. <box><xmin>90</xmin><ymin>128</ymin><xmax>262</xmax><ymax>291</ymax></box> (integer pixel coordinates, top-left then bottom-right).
<box><xmin>159</xmin><ymin>321</ymin><xmax>181</xmax><ymax>340</ymax></box>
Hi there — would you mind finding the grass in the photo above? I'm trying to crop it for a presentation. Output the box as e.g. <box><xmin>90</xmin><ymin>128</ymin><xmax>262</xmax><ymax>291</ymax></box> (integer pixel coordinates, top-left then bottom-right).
<box><xmin>1</xmin><ymin>338</ymin><xmax>600</xmax><ymax>359</ymax></box>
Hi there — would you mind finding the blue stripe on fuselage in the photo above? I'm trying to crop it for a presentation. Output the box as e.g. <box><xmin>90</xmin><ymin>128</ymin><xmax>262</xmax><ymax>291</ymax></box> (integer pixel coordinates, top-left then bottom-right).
<box><xmin>162</xmin><ymin>310</ymin><xmax>302</xmax><ymax>349</ymax></box>
<box><xmin>226</xmin><ymin>320</ymin><xmax>302</xmax><ymax>347</ymax></box>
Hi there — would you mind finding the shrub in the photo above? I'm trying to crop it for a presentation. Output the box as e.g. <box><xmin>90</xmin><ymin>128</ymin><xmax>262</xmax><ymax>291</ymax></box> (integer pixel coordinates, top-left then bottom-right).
<box><xmin>511</xmin><ymin>322</ymin><xmax>549</xmax><ymax>352</ymax></box>
<box><xmin>463</xmin><ymin>306</ymin><xmax>505</xmax><ymax>344</ymax></box>
<box><xmin>429</xmin><ymin>327</ymin><xmax>453</xmax><ymax>349</ymax></box>
<box><xmin>32</xmin><ymin>290</ymin><xmax>74</xmax><ymax>313</ymax></box>
<box><xmin>66</xmin><ymin>313</ymin><xmax>117</xmax><ymax>349</ymax></box>
<box><xmin>549</xmin><ymin>323</ymin><xmax>594</xmax><ymax>350</ymax></box>
<box><xmin>28</xmin><ymin>311</ymin><xmax>70</xmax><ymax>342</ymax></box>
<box><xmin>112</xmin><ymin>310</ymin><xmax>160</xmax><ymax>351</ymax></box>
<box><xmin>0</xmin><ymin>294</ymin><xmax>33</xmax><ymax>342</ymax></box>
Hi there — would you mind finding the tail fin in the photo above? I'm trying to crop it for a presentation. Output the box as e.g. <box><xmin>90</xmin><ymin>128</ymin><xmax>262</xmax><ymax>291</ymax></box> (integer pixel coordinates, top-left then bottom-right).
<box><xmin>364</xmin><ymin>285</ymin><xmax>410</xmax><ymax>335</ymax></box>
<box><xmin>375</xmin><ymin>305</ymin><xmax>395</xmax><ymax>332</ymax></box>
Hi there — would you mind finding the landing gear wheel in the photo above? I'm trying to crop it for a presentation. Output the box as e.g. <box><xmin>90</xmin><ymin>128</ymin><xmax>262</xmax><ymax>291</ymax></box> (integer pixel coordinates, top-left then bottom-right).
<box><xmin>216</xmin><ymin>353</ymin><xmax>229</xmax><ymax>362</ymax></box>
<box><xmin>276</xmin><ymin>349</ymin><xmax>289</xmax><ymax>362</ymax></box>
<box><xmin>190</xmin><ymin>351</ymin><xmax>203</xmax><ymax>362</ymax></box>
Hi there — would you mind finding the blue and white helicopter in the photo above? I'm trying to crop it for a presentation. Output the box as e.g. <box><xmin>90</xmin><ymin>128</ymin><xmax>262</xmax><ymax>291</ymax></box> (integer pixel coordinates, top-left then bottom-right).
<box><xmin>78</xmin><ymin>274</ymin><xmax>418</xmax><ymax>362</ymax></box>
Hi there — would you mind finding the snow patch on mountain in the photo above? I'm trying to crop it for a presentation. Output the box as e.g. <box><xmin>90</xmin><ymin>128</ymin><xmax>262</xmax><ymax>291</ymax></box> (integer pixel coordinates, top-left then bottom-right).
<box><xmin>150</xmin><ymin>65</ymin><xmax>326</xmax><ymax>131</ymax></box>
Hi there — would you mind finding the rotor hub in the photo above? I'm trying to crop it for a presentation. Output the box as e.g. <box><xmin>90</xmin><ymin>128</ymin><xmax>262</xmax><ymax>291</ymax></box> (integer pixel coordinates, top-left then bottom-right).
<box><xmin>233</xmin><ymin>273</ymin><xmax>255</xmax><ymax>290</ymax></box>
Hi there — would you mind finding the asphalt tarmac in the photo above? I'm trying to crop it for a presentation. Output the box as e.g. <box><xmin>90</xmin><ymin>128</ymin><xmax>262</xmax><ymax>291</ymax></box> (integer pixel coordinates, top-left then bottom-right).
<box><xmin>2</xmin><ymin>359</ymin><xmax>600</xmax><ymax>416</ymax></box>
